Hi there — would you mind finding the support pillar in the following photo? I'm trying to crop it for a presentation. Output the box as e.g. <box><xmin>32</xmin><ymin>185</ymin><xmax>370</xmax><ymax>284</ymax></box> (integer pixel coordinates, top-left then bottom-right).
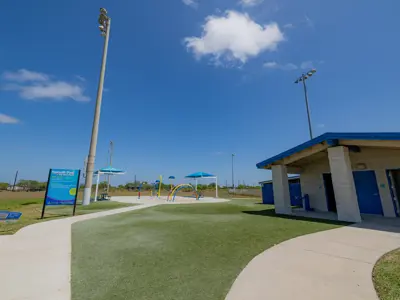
<box><xmin>328</xmin><ymin>146</ymin><xmax>361</xmax><ymax>222</ymax></box>
<box><xmin>271</xmin><ymin>165</ymin><xmax>291</xmax><ymax>215</ymax></box>
<box><xmin>375</xmin><ymin>170</ymin><xmax>397</xmax><ymax>217</ymax></box>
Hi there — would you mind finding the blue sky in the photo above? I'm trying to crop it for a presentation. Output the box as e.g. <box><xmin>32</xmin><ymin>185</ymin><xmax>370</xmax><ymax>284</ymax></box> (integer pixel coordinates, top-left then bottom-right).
<box><xmin>1</xmin><ymin>0</ymin><xmax>399</xmax><ymax>186</ymax></box>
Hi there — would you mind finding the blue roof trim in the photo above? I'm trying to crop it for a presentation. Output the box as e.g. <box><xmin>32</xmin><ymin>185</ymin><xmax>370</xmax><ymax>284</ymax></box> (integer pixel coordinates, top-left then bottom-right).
<box><xmin>256</xmin><ymin>132</ymin><xmax>400</xmax><ymax>169</ymax></box>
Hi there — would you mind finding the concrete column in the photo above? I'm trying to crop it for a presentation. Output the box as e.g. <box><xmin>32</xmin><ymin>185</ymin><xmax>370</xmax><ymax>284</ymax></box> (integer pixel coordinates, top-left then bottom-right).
<box><xmin>375</xmin><ymin>170</ymin><xmax>397</xmax><ymax>217</ymax></box>
<box><xmin>272</xmin><ymin>165</ymin><xmax>291</xmax><ymax>215</ymax></box>
<box><xmin>328</xmin><ymin>146</ymin><xmax>362</xmax><ymax>222</ymax></box>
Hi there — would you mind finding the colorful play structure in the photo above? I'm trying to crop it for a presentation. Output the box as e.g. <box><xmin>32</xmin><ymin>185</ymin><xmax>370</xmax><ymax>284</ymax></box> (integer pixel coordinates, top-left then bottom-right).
<box><xmin>149</xmin><ymin>172</ymin><xmax>218</xmax><ymax>202</ymax></box>
<box><xmin>151</xmin><ymin>176</ymin><xmax>163</xmax><ymax>198</ymax></box>
<box><xmin>167</xmin><ymin>183</ymin><xmax>199</xmax><ymax>202</ymax></box>
<box><xmin>185</xmin><ymin>172</ymin><xmax>218</xmax><ymax>198</ymax></box>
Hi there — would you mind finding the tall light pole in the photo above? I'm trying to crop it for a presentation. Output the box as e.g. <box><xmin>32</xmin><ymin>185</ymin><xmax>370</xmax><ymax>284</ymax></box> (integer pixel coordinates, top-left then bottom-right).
<box><xmin>232</xmin><ymin>154</ymin><xmax>235</xmax><ymax>194</ymax></box>
<box><xmin>107</xmin><ymin>140</ymin><xmax>113</xmax><ymax>193</ymax></box>
<box><xmin>295</xmin><ymin>69</ymin><xmax>316</xmax><ymax>140</ymax></box>
<box><xmin>83</xmin><ymin>8</ymin><xmax>111</xmax><ymax>206</ymax></box>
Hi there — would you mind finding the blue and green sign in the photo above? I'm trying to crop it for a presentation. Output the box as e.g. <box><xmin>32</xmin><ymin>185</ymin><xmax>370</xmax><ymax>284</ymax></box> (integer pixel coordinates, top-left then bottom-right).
<box><xmin>41</xmin><ymin>169</ymin><xmax>81</xmax><ymax>218</ymax></box>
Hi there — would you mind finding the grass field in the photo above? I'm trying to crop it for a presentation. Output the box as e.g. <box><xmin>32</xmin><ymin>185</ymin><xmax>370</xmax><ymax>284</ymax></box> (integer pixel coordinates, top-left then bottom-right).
<box><xmin>72</xmin><ymin>199</ymin><xmax>345</xmax><ymax>300</ymax></box>
<box><xmin>0</xmin><ymin>192</ymin><xmax>135</xmax><ymax>235</ymax></box>
<box><xmin>0</xmin><ymin>189</ymin><xmax>238</xmax><ymax>235</ymax></box>
<box><xmin>373</xmin><ymin>248</ymin><xmax>400</xmax><ymax>300</ymax></box>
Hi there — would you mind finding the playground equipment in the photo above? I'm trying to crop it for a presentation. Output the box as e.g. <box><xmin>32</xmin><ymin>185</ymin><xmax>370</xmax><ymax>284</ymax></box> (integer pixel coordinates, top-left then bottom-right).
<box><xmin>151</xmin><ymin>176</ymin><xmax>163</xmax><ymax>198</ymax></box>
<box><xmin>185</xmin><ymin>172</ymin><xmax>218</xmax><ymax>198</ymax></box>
<box><xmin>168</xmin><ymin>176</ymin><xmax>175</xmax><ymax>192</ymax></box>
<box><xmin>93</xmin><ymin>167</ymin><xmax>125</xmax><ymax>202</ymax></box>
<box><xmin>137</xmin><ymin>183</ymin><xmax>143</xmax><ymax>199</ymax></box>
<box><xmin>167</xmin><ymin>183</ymin><xmax>199</xmax><ymax>202</ymax></box>
<box><xmin>151</xmin><ymin>180</ymin><xmax>160</xmax><ymax>198</ymax></box>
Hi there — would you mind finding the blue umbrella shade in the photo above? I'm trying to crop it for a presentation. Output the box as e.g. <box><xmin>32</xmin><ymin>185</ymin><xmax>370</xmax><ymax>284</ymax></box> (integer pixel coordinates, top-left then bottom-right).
<box><xmin>168</xmin><ymin>176</ymin><xmax>176</xmax><ymax>180</ymax></box>
<box><xmin>185</xmin><ymin>172</ymin><xmax>215</xmax><ymax>178</ymax></box>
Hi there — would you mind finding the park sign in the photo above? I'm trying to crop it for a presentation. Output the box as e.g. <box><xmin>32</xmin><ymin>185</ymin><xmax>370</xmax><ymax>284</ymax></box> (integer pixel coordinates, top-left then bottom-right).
<box><xmin>0</xmin><ymin>211</ymin><xmax>22</xmax><ymax>222</ymax></box>
<box><xmin>41</xmin><ymin>169</ymin><xmax>81</xmax><ymax>219</ymax></box>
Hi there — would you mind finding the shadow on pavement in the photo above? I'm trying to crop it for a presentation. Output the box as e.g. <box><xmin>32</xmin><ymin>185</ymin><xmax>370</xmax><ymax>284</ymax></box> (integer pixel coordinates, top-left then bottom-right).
<box><xmin>242</xmin><ymin>208</ymin><xmax>350</xmax><ymax>226</ymax></box>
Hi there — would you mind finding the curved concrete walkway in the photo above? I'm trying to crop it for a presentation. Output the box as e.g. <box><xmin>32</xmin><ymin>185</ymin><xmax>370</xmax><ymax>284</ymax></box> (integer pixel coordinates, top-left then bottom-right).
<box><xmin>0</xmin><ymin>204</ymin><xmax>158</xmax><ymax>300</ymax></box>
<box><xmin>226</xmin><ymin>219</ymin><xmax>400</xmax><ymax>300</ymax></box>
<box><xmin>0</xmin><ymin>196</ymin><xmax>228</xmax><ymax>300</ymax></box>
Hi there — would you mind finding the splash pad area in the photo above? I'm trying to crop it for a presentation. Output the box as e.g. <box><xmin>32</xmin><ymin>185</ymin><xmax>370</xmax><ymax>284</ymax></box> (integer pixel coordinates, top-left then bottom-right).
<box><xmin>111</xmin><ymin>195</ymin><xmax>229</xmax><ymax>205</ymax></box>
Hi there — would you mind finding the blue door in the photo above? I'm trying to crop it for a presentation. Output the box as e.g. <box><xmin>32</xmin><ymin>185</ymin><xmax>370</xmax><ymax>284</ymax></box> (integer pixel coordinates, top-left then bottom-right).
<box><xmin>262</xmin><ymin>182</ymin><xmax>302</xmax><ymax>206</ymax></box>
<box><xmin>262</xmin><ymin>183</ymin><xmax>274</xmax><ymax>204</ymax></box>
<box><xmin>353</xmin><ymin>171</ymin><xmax>383</xmax><ymax>215</ymax></box>
<box><xmin>289</xmin><ymin>183</ymin><xmax>302</xmax><ymax>206</ymax></box>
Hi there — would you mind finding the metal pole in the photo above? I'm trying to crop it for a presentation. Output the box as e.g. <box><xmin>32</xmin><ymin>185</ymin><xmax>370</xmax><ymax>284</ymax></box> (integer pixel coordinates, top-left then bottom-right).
<box><xmin>232</xmin><ymin>154</ymin><xmax>235</xmax><ymax>194</ymax></box>
<box><xmin>94</xmin><ymin>173</ymin><xmax>100</xmax><ymax>202</ymax></box>
<box><xmin>83</xmin><ymin>13</ymin><xmax>111</xmax><ymax>206</ymax></box>
<box><xmin>302</xmin><ymin>74</ymin><xmax>313</xmax><ymax>140</ymax></box>
<box><xmin>215</xmin><ymin>177</ymin><xmax>218</xmax><ymax>198</ymax></box>
<box><xmin>107</xmin><ymin>140</ymin><xmax>113</xmax><ymax>193</ymax></box>
<box><xmin>12</xmin><ymin>170</ymin><xmax>18</xmax><ymax>191</ymax></box>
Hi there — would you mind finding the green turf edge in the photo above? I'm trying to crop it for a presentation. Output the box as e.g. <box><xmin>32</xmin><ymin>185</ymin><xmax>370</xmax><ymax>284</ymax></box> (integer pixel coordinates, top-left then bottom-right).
<box><xmin>373</xmin><ymin>248</ymin><xmax>400</xmax><ymax>300</ymax></box>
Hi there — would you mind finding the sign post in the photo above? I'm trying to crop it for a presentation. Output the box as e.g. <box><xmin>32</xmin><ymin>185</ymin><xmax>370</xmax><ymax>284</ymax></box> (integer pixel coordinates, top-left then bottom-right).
<box><xmin>41</xmin><ymin>169</ymin><xmax>81</xmax><ymax>219</ymax></box>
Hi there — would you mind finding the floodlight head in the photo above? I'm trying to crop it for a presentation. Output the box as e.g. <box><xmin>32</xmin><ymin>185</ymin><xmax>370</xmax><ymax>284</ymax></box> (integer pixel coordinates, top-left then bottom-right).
<box><xmin>99</xmin><ymin>25</ymin><xmax>105</xmax><ymax>31</ymax></box>
<box><xmin>307</xmin><ymin>72</ymin><xmax>313</xmax><ymax>76</ymax></box>
<box><xmin>311</xmin><ymin>69</ymin><xmax>316</xmax><ymax>73</ymax></box>
<box><xmin>100</xmin><ymin>8</ymin><xmax>108</xmax><ymax>15</ymax></box>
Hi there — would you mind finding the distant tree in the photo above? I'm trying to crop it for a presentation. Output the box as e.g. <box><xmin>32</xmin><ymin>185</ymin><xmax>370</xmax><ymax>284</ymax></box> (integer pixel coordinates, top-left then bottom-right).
<box><xmin>0</xmin><ymin>182</ymin><xmax>9</xmax><ymax>190</ymax></box>
<box><xmin>18</xmin><ymin>180</ymin><xmax>46</xmax><ymax>191</ymax></box>
<box><xmin>125</xmin><ymin>182</ymin><xmax>136</xmax><ymax>190</ymax></box>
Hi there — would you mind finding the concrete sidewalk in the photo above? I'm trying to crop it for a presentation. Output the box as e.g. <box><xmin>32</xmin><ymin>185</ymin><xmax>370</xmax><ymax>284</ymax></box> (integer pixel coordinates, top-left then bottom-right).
<box><xmin>226</xmin><ymin>220</ymin><xmax>400</xmax><ymax>300</ymax></box>
<box><xmin>0</xmin><ymin>203</ymin><xmax>158</xmax><ymax>300</ymax></box>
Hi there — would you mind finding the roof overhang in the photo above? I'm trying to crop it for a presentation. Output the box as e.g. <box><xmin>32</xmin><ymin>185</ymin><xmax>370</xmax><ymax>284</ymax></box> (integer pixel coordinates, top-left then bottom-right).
<box><xmin>256</xmin><ymin>132</ymin><xmax>400</xmax><ymax>170</ymax></box>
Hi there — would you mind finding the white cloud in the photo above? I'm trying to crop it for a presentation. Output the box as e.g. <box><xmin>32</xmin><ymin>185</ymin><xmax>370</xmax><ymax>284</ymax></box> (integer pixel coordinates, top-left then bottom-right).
<box><xmin>182</xmin><ymin>0</ymin><xmax>198</xmax><ymax>8</ymax></box>
<box><xmin>212</xmin><ymin>151</ymin><xmax>224</xmax><ymax>156</ymax></box>
<box><xmin>75</xmin><ymin>75</ymin><xmax>86</xmax><ymax>82</ymax></box>
<box><xmin>184</xmin><ymin>11</ymin><xmax>284</xmax><ymax>64</ymax></box>
<box><xmin>2</xmin><ymin>69</ymin><xmax>49</xmax><ymax>82</ymax></box>
<box><xmin>0</xmin><ymin>113</ymin><xmax>20</xmax><ymax>124</ymax></box>
<box><xmin>264</xmin><ymin>61</ymin><xmax>298</xmax><ymax>71</ymax></box>
<box><xmin>264</xmin><ymin>61</ymin><xmax>317</xmax><ymax>71</ymax></box>
<box><xmin>2</xmin><ymin>69</ymin><xmax>90</xmax><ymax>102</ymax></box>
<box><xmin>239</xmin><ymin>0</ymin><xmax>264</xmax><ymax>6</ymax></box>
<box><xmin>283</xmin><ymin>23</ymin><xmax>294</xmax><ymax>29</ymax></box>
<box><xmin>300</xmin><ymin>61</ymin><xmax>314</xmax><ymax>69</ymax></box>
<box><xmin>304</xmin><ymin>15</ymin><xmax>314</xmax><ymax>28</ymax></box>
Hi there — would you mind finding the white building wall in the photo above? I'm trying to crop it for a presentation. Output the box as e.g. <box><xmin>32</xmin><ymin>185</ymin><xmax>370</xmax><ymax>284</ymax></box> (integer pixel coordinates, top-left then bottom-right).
<box><xmin>300</xmin><ymin>157</ymin><xmax>330</xmax><ymax>212</ymax></box>
<box><xmin>298</xmin><ymin>147</ymin><xmax>400</xmax><ymax>218</ymax></box>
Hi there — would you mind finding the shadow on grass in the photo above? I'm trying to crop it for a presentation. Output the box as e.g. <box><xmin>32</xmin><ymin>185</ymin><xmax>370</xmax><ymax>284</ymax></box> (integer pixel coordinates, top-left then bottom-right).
<box><xmin>21</xmin><ymin>201</ymin><xmax>39</xmax><ymax>206</ymax></box>
<box><xmin>243</xmin><ymin>208</ymin><xmax>350</xmax><ymax>226</ymax></box>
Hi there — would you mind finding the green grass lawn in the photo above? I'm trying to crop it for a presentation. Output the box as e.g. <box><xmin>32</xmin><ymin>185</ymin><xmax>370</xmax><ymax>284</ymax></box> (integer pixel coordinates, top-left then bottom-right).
<box><xmin>72</xmin><ymin>199</ymin><xmax>346</xmax><ymax>300</ymax></box>
<box><xmin>373</xmin><ymin>248</ymin><xmax>400</xmax><ymax>300</ymax></box>
<box><xmin>0</xmin><ymin>198</ymin><xmax>135</xmax><ymax>235</ymax></box>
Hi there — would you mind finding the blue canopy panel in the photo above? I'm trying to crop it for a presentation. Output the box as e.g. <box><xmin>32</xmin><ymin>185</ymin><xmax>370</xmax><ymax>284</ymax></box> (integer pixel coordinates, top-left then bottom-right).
<box><xmin>97</xmin><ymin>166</ymin><xmax>125</xmax><ymax>174</ymax></box>
<box><xmin>185</xmin><ymin>172</ymin><xmax>215</xmax><ymax>178</ymax></box>
<box><xmin>168</xmin><ymin>176</ymin><xmax>176</xmax><ymax>179</ymax></box>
